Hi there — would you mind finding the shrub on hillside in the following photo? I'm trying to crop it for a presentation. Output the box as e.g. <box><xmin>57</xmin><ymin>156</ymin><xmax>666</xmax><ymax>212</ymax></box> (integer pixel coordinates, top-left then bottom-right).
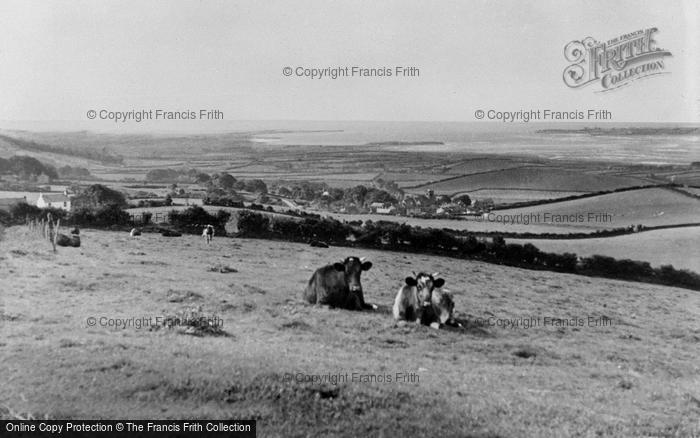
<box><xmin>73</xmin><ymin>184</ymin><xmax>127</xmax><ymax>209</ymax></box>
<box><xmin>168</xmin><ymin>206</ymin><xmax>231</xmax><ymax>235</ymax></box>
<box><xmin>236</xmin><ymin>210</ymin><xmax>270</xmax><ymax>236</ymax></box>
<box><xmin>9</xmin><ymin>203</ymin><xmax>43</xmax><ymax>221</ymax></box>
<box><xmin>93</xmin><ymin>204</ymin><xmax>131</xmax><ymax>227</ymax></box>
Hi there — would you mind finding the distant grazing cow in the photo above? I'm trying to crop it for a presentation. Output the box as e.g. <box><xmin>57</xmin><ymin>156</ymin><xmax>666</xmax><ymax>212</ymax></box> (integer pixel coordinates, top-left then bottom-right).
<box><xmin>393</xmin><ymin>272</ymin><xmax>444</xmax><ymax>325</ymax></box>
<box><xmin>303</xmin><ymin>257</ymin><xmax>375</xmax><ymax>310</ymax></box>
<box><xmin>202</xmin><ymin>224</ymin><xmax>214</xmax><ymax>244</ymax></box>
<box><xmin>130</xmin><ymin>228</ymin><xmax>141</xmax><ymax>237</ymax></box>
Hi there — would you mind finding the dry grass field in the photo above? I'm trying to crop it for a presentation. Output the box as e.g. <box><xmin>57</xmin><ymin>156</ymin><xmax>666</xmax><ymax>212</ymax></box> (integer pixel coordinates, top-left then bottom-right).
<box><xmin>409</xmin><ymin>167</ymin><xmax>645</xmax><ymax>195</ymax></box>
<box><xmin>511</xmin><ymin>227</ymin><xmax>700</xmax><ymax>272</ymax></box>
<box><xmin>495</xmin><ymin>188</ymin><xmax>700</xmax><ymax>229</ymax></box>
<box><xmin>451</xmin><ymin>189</ymin><xmax>587</xmax><ymax>205</ymax></box>
<box><xmin>2</xmin><ymin>227</ymin><xmax>699</xmax><ymax>437</ymax></box>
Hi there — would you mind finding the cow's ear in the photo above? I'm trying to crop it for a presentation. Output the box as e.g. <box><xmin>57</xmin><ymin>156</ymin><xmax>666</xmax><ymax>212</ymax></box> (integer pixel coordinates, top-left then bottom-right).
<box><xmin>333</xmin><ymin>262</ymin><xmax>345</xmax><ymax>272</ymax></box>
<box><xmin>405</xmin><ymin>277</ymin><xmax>417</xmax><ymax>286</ymax></box>
<box><xmin>434</xmin><ymin>278</ymin><xmax>445</xmax><ymax>288</ymax></box>
<box><xmin>361</xmin><ymin>261</ymin><xmax>372</xmax><ymax>271</ymax></box>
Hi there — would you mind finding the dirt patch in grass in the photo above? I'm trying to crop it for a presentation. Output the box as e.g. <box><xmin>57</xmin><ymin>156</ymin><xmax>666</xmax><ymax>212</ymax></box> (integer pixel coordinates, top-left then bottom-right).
<box><xmin>166</xmin><ymin>289</ymin><xmax>204</xmax><ymax>303</ymax></box>
<box><xmin>152</xmin><ymin>308</ymin><xmax>228</xmax><ymax>337</ymax></box>
<box><xmin>208</xmin><ymin>264</ymin><xmax>238</xmax><ymax>273</ymax></box>
<box><xmin>279</xmin><ymin>320</ymin><xmax>313</xmax><ymax>331</ymax></box>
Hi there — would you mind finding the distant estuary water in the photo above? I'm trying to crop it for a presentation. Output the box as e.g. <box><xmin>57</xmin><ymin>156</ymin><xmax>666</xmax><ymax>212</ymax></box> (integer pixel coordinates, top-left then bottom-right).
<box><xmin>247</xmin><ymin>121</ymin><xmax>700</xmax><ymax>166</ymax></box>
<box><xmin>1</xmin><ymin>120</ymin><xmax>698</xmax><ymax>165</ymax></box>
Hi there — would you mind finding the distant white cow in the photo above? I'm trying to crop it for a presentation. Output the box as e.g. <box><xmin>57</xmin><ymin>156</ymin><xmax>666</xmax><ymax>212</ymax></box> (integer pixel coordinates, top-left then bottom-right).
<box><xmin>202</xmin><ymin>224</ymin><xmax>214</xmax><ymax>244</ymax></box>
<box><xmin>130</xmin><ymin>228</ymin><xmax>141</xmax><ymax>237</ymax></box>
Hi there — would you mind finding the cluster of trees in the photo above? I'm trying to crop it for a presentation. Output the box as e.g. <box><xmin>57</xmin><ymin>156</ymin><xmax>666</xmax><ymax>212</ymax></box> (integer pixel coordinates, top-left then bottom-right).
<box><xmin>145</xmin><ymin>168</ymin><xmax>269</xmax><ymax>197</ymax></box>
<box><xmin>167</xmin><ymin>206</ymin><xmax>231</xmax><ymax>235</ymax></box>
<box><xmin>0</xmin><ymin>156</ymin><xmax>58</xmax><ymax>181</ymax></box>
<box><xmin>204</xmin><ymin>173</ymin><xmax>268</xmax><ymax>205</ymax></box>
<box><xmin>71</xmin><ymin>184</ymin><xmax>128</xmax><ymax>209</ymax></box>
<box><xmin>8</xmin><ymin>202</ymin><xmax>131</xmax><ymax>228</ymax></box>
<box><xmin>373</xmin><ymin>177</ymin><xmax>403</xmax><ymax>196</ymax></box>
<box><xmin>58</xmin><ymin>165</ymin><xmax>91</xmax><ymax>179</ymax></box>
<box><xmin>234</xmin><ymin>210</ymin><xmax>700</xmax><ymax>291</ymax></box>
<box><xmin>271</xmin><ymin>181</ymin><xmax>403</xmax><ymax>211</ymax></box>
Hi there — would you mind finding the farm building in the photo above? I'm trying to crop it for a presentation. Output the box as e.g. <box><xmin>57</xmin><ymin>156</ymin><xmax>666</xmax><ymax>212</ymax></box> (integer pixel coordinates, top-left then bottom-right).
<box><xmin>36</xmin><ymin>193</ymin><xmax>71</xmax><ymax>211</ymax></box>
<box><xmin>370</xmin><ymin>202</ymin><xmax>397</xmax><ymax>215</ymax></box>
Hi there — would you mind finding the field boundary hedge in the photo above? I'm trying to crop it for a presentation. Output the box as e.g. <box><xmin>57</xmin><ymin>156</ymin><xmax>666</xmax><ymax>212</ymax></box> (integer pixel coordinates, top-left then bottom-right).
<box><xmin>235</xmin><ymin>210</ymin><xmax>700</xmax><ymax>291</ymax></box>
<box><xmin>7</xmin><ymin>204</ymin><xmax>699</xmax><ymax>291</ymax></box>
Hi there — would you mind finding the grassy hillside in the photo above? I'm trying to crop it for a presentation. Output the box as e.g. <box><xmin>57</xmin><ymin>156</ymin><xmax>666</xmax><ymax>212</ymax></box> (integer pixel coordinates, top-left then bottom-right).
<box><xmin>511</xmin><ymin>226</ymin><xmax>700</xmax><ymax>272</ymax></box>
<box><xmin>410</xmin><ymin>167</ymin><xmax>645</xmax><ymax>194</ymax></box>
<box><xmin>495</xmin><ymin>187</ymin><xmax>700</xmax><ymax>229</ymax></box>
<box><xmin>2</xmin><ymin>227</ymin><xmax>699</xmax><ymax>436</ymax></box>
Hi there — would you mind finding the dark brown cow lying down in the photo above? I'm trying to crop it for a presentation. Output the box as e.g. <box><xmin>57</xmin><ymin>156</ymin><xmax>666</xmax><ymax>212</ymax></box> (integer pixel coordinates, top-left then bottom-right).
<box><xmin>56</xmin><ymin>233</ymin><xmax>81</xmax><ymax>247</ymax></box>
<box><xmin>303</xmin><ymin>257</ymin><xmax>375</xmax><ymax>310</ymax></box>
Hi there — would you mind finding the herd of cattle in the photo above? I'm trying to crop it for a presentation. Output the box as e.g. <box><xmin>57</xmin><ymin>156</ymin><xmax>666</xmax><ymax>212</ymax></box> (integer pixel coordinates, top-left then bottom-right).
<box><xmin>304</xmin><ymin>256</ymin><xmax>460</xmax><ymax>329</ymax></box>
<box><xmin>130</xmin><ymin>225</ymin><xmax>460</xmax><ymax>328</ymax></box>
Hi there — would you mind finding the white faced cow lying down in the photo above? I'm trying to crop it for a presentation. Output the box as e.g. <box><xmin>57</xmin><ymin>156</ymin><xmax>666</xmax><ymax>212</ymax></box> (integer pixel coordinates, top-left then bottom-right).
<box><xmin>393</xmin><ymin>272</ymin><xmax>443</xmax><ymax>324</ymax></box>
<box><xmin>393</xmin><ymin>272</ymin><xmax>459</xmax><ymax>328</ymax></box>
<box><xmin>303</xmin><ymin>257</ymin><xmax>376</xmax><ymax>310</ymax></box>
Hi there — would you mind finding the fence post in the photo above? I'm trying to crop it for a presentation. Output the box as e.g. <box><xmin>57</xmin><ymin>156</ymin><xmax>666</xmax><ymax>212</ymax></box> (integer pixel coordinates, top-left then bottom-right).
<box><xmin>52</xmin><ymin>219</ymin><xmax>60</xmax><ymax>253</ymax></box>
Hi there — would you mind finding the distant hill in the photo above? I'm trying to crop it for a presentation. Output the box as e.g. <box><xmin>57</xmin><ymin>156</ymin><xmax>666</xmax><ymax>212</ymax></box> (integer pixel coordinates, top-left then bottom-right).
<box><xmin>0</xmin><ymin>134</ymin><xmax>123</xmax><ymax>164</ymax></box>
<box><xmin>536</xmin><ymin>127</ymin><xmax>699</xmax><ymax>136</ymax></box>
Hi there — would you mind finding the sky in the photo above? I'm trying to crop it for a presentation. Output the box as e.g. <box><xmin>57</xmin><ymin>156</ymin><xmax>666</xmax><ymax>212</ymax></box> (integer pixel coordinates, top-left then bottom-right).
<box><xmin>0</xmin><ymin>0</ymin><xmax>698</xmax><ymax>124</ymax></box>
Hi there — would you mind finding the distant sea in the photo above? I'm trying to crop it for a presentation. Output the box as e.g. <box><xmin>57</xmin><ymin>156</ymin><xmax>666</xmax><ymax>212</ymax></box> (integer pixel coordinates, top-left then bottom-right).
<box><xmin>1</xmin><ymin>120</ymin><xmax>698</xmax><ymax>165</ymax></box>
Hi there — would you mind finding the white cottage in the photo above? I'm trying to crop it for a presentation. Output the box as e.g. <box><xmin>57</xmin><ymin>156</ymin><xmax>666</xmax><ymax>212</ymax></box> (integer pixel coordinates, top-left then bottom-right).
<box><xmin>36</xmin><ymin>193</ymin><xmax>71</xmax><ymax>211</ymax></box>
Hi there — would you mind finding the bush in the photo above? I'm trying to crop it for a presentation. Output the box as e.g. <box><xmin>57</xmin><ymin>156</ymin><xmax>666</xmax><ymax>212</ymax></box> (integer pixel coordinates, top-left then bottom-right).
<box><xmin>93</xmin><ymin>204</ymin><xmax>131</xmax><ymax>227</ymax></box>
<box><xmin>10</xmin><ymin>203</ymin><xmax>43</xmax><ymax>221</ymax></box>
<box><xmin>72</xmin><ymin>184</ymin><xmax>127</xmax><ymax>209</ymax></box>
<box><xmin>236</xmin><ymin>211</ymin><xmax>270</xmax><ymax>236</ymax></box>
<box><xmin>168</xmin><ymin>206</ymin><xmax>230</xmax><ymax>235</ymax></box>
<box><xmin>70</xmin><ymin>207</ymin><xmax>95</xmax><ymax>226</ymax></box>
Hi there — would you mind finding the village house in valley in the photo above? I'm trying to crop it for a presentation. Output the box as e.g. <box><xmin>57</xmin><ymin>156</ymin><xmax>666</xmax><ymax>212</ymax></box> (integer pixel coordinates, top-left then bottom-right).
<box><xmin>36</xmin><ymin>192</ymin><xmax>71</xmax><ymax>211</ymax></box>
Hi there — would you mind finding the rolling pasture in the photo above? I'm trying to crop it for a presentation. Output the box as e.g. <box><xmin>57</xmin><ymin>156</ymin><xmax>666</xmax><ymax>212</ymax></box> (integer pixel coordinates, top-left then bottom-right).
<box><xmin>511</xmin><ymin>226</ymin><xmax>700</xmax><ymax>272</ymax></box>
<box><xmin>408</xmin><ymin>166</ymin><xmax>646</xmax><ymax>195</ymax></box>
<box><xmin>495</xmin><ymin>187</ymin><xmax>700</xmax><ymax>230</ymax></box>
<box><xmin>1</xmin><ymin>227</ymin><xmax>699</xmax><ymax>437</ymax></box>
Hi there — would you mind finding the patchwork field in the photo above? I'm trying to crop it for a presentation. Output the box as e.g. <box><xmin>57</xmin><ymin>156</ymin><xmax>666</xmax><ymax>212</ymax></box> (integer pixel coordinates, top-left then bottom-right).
<box><xmin>2</xmin><ymin>227</ymin><xmax>699</xmax><ymax>436</ymax></box>
<box><xmin>408</xmin><ymin>167</ymin><xmax>646</xmax><ymax>195</ymax></box>
<box><xmin>495</xmin><ymin>187</ymin><xmax>700</xmax><ymax>229</ymax></box>
<box><xmin>442</xmin><ymin>158</ymin><xmax>540</xmax><ymax>175</ymax></box>
<box><xmin>450</xmin><ymin>189</ymin><xmax>587</xmax><ymax>205</ymax></box>
<box><xmin>510</xmin><ymin>227</ymin><xmax>700</xmax><ymax>272</ymax></box>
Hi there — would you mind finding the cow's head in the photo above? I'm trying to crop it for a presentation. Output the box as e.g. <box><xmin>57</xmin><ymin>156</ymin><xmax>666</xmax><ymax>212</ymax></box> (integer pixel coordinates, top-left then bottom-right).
<box><xmin>404</xmin><ymin>272</ymin><xmax>445</xmax><ymax>305</ymax></box>
<box><xmin>333</xmin><ymin>257</ymin><xmax>372</xmax><ymax>294</ymax></box>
